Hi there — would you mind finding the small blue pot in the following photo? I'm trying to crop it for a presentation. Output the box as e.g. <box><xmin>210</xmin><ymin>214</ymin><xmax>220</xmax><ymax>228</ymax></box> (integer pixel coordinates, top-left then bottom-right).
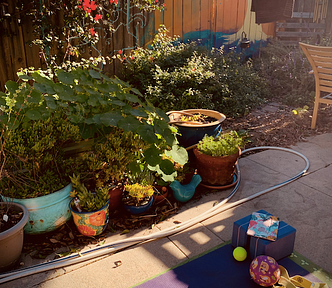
<box><xmin>123</xmin><ymin>197</ymin><xmax>153</xmax><ymax>215</ymax></box>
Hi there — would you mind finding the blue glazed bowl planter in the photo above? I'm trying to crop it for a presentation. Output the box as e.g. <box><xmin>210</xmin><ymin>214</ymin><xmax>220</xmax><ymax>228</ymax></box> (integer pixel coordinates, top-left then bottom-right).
<box><xmin>1</xmin><ymin>183</ymin><xmax>72</xmax><ymax>234</ymax></box>
<box><xmin>122</xmin><ymin>196</ymin><xmax>153</xmax><ymax>215</ymax></box>
<box><xmin>167</xmin><ymin>109</ymin><xmax>226</xmax><ymax>148</ymax></box>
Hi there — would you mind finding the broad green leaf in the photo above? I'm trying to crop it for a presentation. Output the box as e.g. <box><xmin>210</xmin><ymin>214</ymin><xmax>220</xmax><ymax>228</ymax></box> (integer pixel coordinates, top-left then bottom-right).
<box><xmin>6</xmin><ymin>117</ymin><xmax>20</xmax><ymax>130</ymax></box>
<box><xmin>110</xmin><ymin>99</ymin><xmax>126</xmax><ymax>106</ymax></box>
<box><xmin>124</xmin><ymin>93</ymin><xmax>141</xmax><ymax>104</ymax></box>
<box><xmin>76</xmin><ymin>94</ymin><xmax>88</xmax><ymax>103</ymax></box>
<box><xmin>100</xmin><ymin>73</ymin><xmax>112</xmax><ymax>82</ymax></box>
<box><xmin>143</xmin><ymin>146</ymin><xmax>162</xmax><ymax>166</ymax></box>
<box><xmin>0</xmin><ymin>96</ymin><xmax>6</xmax><ymax>106</ymax></box>
<box><xmin>87</xmin><ymin>95</ymin><xmax>99</xmax><ymax>106</ymax></box>
<box><xmin>95</xmin><ymin>83</ymin><xmax>110</xmax><ymax>93</ymax></box>
<box><xmin>45</xmin><ymin>96</ymin><xmax>57</xmax><ymax>110</ymax></box>
<box><xmin>26</xmin><ymin>109</ymin><xmax>42</xmax><ymax>120</ymax></box>
<box><xmin>131</xmin><ymin>87</ymin><xmax>143</xmax><ymax>97</ymax></box>
<box><xmin>136</xmin><ymin>125</ymin><xmax>158</xmax><ymax>143</ymax></box>
<box><xmin>58</xmin><ymin>92</ymin><xmax>74</xmax><ymax>101</ymax></box>
<box><xmin>154</xmin><ymin>107</ymin><xmax>170</xmax><ymax>121</ymax></box>
<box><xmin>164</xmin><ymin>145</ymin><xmax>188</xmax><ymax>165</ymax></box>
<box><xmin>74</xmin><ymin>85</ymin><xmax>84</xmax><ymax>92</ymax></box>
<box><xmin>31</xmin><ymin>71</ymin><xmax>52</xmax><ymax>83</ymax></box>
<box><xmin>27</xmin><ymin>89</ymin><xmax>42</xmax><ymax>103</ymax></box>
<box><xmin>99</xmin><ymin>111</ymin><xmax>123</xmax><ymax>127</ymax></box>
<box><xmin>107</xmin><ymin>83</ymin><xmax>122</xmax><ymax>93</ymax></box>
<box><xmin>118</xmin><ymin>115</ymin><xmax>142</xmax><ymax>132</ymax></box>
<box><xmin>15</xmin><ymin>95</ymin><xmax>26</xmax><ymax>109</ymax></box>
<box><xmin>18</xmin><ymin>74</ymin><xmax>33</xmax><ymax>81</ymax></box>
<box><xmin>33</xmin><ymin>83</ymin><xmax>48</xmax><ymax>94</ymax></box>
<box><xmin>159</xmin><ymin>159</ymin><xmax>176</xmax><ymax>175</ymax></box>
<box><xmin>5</xmin><ymin>81</ymin><xmax>19</xmax><ymax>94</ymax></box>
<box><xmin>57</xmin><ymin>70</ymin><xmax>76</xmax><ymax>85</ymax></box>
<box><xmin>89</xmin><ymin>69</ymin><xmax>101</xmax><ymax>79</ymax></box>
<box><xmin>126</xmin><ymin>106</ymin><xmax>148</xmax><ymax>118</ymax></box>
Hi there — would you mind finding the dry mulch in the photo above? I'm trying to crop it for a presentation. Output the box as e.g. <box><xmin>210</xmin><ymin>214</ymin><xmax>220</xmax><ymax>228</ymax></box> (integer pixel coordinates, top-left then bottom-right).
<box><xmin>20</xmin><ymin>103</ymin><xmax>332</xmax><ymax>266</ymax></box>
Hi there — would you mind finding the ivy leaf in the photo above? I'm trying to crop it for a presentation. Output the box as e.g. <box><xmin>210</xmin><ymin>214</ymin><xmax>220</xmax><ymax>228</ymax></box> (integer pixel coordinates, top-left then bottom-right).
<box><xmin>26</xmin><ymin>109</ymin><xmax>42</xmax><ymax>120</ymax></box>
<box><xmin>57</xmin><ymin>70</ymin><xmax>76</xmax><ymax>84</ymax></box>
<box><xmin>89</xmin><ymin>69</ymin><xmax>101</xmax><ymax>79</ymax></box>
<box><xmin>136</xmin><ymin>125</ymin><xmax>158</xmax><ymax>143</ymax></box>
<box><xmin>143</xmin><ymin>146</ymin><xmax>162</xmax><ymax>166</ymax></box>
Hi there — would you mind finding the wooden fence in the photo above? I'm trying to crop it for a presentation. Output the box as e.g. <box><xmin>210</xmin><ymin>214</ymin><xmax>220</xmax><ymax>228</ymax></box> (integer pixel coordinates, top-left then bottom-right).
<box><xmin>0</xmin><ymin>0</ymin><xmax>330</xmax><ymax>91</ymax></box>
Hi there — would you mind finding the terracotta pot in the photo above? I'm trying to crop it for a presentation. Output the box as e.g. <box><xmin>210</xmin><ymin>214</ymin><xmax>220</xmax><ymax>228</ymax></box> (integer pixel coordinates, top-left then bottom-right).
<box><xmin>193</xmin><ymin>147</ymin><xmax>240</xmax><ymax>186</ymax></box>
<box><xmin>108</xmin><ymin>187</ymin><xmax>123</xmax><ymax>211</ymax></box>
<box><xmin>153</xmin><ymin>185</ymin><xmax>169</xmax><ymax>204</ymax></box>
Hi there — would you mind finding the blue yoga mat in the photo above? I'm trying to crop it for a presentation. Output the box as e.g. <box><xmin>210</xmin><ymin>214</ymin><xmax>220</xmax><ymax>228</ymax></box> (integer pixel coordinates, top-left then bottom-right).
<box><xmin>134</xmin><ymin>243</ymin><xmax>332</xmax><ymax>288</ymax></box>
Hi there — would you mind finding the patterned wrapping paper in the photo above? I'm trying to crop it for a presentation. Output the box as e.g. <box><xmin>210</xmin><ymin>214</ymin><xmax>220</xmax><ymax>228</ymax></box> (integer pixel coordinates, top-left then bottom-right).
<box><xmin>247</xmin><ymin>212</ymin><xmax>279</xmax><ymax>241</ymax></box>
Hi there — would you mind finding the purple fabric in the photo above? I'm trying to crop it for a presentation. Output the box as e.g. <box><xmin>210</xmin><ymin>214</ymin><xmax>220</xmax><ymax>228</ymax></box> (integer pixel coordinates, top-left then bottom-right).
<box><xmin>135</xmin><ymin>244</ymin><xmax>329</xmax><ymax>288</ymax></box>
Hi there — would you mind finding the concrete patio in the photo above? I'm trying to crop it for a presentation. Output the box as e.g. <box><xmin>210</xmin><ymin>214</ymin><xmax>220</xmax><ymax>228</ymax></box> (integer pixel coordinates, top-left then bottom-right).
<box><xmin>1</xmin><ymin>132</ymin><xmax>332</xmax><ymax>288</ymax></box>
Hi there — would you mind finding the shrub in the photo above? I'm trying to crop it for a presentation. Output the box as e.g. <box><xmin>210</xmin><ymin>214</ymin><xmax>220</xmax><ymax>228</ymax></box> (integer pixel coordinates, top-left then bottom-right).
<box><xmin>123</xmin><ymin>26</ymin><xmax>266</xmax><ymax>117</ymax></box>
<box><xmin>253</xmin><ymin>39</ymin><xmax>315</xmax><ymax>107</ymax></box>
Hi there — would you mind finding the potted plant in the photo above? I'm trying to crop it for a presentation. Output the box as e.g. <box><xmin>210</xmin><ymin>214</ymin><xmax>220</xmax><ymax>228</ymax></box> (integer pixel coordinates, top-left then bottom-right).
<box><xmin>69</xmin><ymin>174</ymin><xmax>110</xmax><ymax>237</ymax></box>
<box><xmin>167</xmin><ymin>109</ymin><xmax>226</xmax><ymax>148</ymax></box>
<box><xmin>193</xmin><ymin>131</ymin><xmax>247</xmax><ymax>187</ymax></box>
<box><xmin>0</xmin><ymin>106</ymin><xmax>82</xmax><ymax>234</ymax></box>
<box><xmin>122</xmin><ymin>166</ymin><xmax>156</xmax><ymax>215</ymax></box>
<box><xmin>0</xmin><ymin>201</ymin><xmax>29</xmax><ymax>272</ymax></box>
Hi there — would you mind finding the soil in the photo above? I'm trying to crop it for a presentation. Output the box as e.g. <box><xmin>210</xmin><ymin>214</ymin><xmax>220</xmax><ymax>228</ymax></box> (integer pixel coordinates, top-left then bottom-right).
<box><xmin>16</xmin><ymin>102</ymin><xmax>332</xmax><ymax>269</ymax></box>
<box><xmin>0</xmin><ymin>204</ymin><xmax>24</xmax><ymax>233</ymax></box>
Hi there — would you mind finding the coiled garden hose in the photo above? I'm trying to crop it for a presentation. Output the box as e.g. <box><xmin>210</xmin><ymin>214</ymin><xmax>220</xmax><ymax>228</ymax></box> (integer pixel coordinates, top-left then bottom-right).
<box><xmin>0</xmin><ymin>146</ymin><xmax>309</xmax><ymax>284</ymax></box>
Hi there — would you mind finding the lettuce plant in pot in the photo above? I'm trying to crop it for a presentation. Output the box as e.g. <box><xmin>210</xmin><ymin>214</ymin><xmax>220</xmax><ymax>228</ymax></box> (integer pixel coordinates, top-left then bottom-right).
<box><xmin>193</xmin><ymin>131</ymin><xmax>247</xmax><ymax>188</ymax></box>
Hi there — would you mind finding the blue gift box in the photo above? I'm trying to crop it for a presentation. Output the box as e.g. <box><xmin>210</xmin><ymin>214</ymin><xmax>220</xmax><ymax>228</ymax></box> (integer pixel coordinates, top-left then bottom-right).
<box><xmin>231</xmin><ymin>210</ymin><xmax>270</xmax><ymax>249</ymax></box>
<box><xmin>249</xmin><ymin>220</ymin><xmax>296</xmax><ymax>261</ymax></box>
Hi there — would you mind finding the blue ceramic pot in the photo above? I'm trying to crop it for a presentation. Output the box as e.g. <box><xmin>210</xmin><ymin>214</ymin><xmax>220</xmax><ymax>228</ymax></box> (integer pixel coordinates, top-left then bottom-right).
<box><xmin>1</xmin><ymin>183</ymin><xmax>72</xmax><ymax>234</ymax></box>
<box><xmin>167</xmin><ymin>109</ymin><xmax>226</xmax><ymax>148</ymax></box>
<box><xmin>123</xmin><ymin>196</ymin><xmax>153</xmax><ymax>215</ymax></box>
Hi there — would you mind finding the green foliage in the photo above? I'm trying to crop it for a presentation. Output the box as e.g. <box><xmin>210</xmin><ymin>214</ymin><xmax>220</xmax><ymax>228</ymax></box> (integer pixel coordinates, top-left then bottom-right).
<box><xmin>0</xmin><ymin>67</ymin><xmax>181</xmax><ymax>198</ymax></box>
<box><xmin>197</xmin><ymin>131</ymin><xmax>247</xmax><ymax>157</ymax></box>
<box><xmin>253</xmin><ymin>39</ymin><xmax>315</xmax><ymax>107</ymax></box>
<box><xmin>0</xmin><ymin>114</ymin><xmax>82</xmax><ymax>198</ymax></box>
<box><xmin>123</xmin><ymin>26</ymin><xmax>267</xmax><ymax>117</ymax></box>
<box><xmin>124</xmin><ymin>183</ymin><xmax>154</xmax><ymax>202</ymax></box>
<box><xmin>70</xmin><ymin>174</ymin><xmax>110</xmax><ymax>212</ymax></box>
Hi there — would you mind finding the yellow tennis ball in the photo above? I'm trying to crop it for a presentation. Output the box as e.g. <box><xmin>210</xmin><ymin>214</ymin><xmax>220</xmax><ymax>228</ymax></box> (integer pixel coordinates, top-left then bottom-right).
<box><xmin>233</xmin><ymin>247</ymin><xmax>247</xmax><ymax>261</ymax></box>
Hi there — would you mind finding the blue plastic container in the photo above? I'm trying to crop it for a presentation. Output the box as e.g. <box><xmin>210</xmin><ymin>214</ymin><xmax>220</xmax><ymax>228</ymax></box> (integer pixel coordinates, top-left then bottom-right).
<box><xmin>167</xmin><ymin>109</ymin><xmax>226</xmax><ymax>148</ymax></box>
<box><xmin>123</xmin><ymin>197</ymin><xmax>153</xmax><ymax>215</ymax></box>
<box><xmin>2</xmin><ymin>183</ymin><xmax>72</xmax><ymax>234</ymax></box>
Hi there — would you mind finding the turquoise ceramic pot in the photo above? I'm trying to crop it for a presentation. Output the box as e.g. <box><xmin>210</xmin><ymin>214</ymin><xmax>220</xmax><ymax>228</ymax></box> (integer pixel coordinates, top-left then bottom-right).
<box><xmin>1</xmin><ymin>183</ymin><xmax>72</xmax><ymax>234</ymax></box>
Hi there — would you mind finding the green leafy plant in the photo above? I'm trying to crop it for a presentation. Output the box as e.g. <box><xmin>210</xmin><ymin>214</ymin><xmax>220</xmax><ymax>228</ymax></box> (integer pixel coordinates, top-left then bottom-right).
<box><xmin>197</xmin><ymin>131</ymin><xmax>247</xmax><ymax>157</ymax></box>
<box><xmin>69</xmin><ymin>174</ymin><xmax>110</xmax><ymax>212</ymax></box>
<box><xmin>0</xmin><ymin>66</ymin><xmax>182</xmax><ymax>199</ymax></box>
<box><xmin>124</xmin><ymin>183</ymin><xmax>154</xmax><ymax>202</ymax></box>
<box><xmin>123</xmin><ymin>25</ymin><xmax>266</xmax><ymax>117</ymax></box>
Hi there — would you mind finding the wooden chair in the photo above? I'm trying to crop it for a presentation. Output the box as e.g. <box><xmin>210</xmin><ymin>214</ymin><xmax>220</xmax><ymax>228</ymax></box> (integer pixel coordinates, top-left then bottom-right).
<box><xmin>299</xmin><ymin>42</ymin><xmax>332</xmax><ymax>129</ymax></box>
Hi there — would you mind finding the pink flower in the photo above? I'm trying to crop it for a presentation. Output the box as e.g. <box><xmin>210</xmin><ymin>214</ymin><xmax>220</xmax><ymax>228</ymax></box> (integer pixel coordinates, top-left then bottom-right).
<box><xmin>90</xmin><ymin>28</ymin><xmax>95</xmax><ymax>36</ymax></box>
<box><xmin>94</xmin><ymin>14</ymin><xmax>102</xmax><ymax>22</ymax></box>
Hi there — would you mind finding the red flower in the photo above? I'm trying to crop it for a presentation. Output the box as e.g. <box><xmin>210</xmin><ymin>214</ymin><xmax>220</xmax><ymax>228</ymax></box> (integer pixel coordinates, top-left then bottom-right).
<box><xmin>90</xmin><ymin>28</ymin><xmax>95</xmax><ymax>36</ymax></box>
<box><xmin>114</xmin><ymin>0</ymin><xmax>118</xmax><ymax>4</ymax></box>
<box><xmin>155</xmin><ymin>0</ymin><xmax>158</xmax><ymax>2</ymax></box>
<box><xmin>163</xmin><ymin>3</ymin><xmax>166</xmax><ymax>7</ymax></box>
<box><xmin>89</xmin><ymin>211</ymin><xmax>106</xmax><ymax>226</ymax></box>
<box><xmin>90</xmin><ymin>1</ymin><xmax>97</xmax><ymax>10</ymax></box>
<box><xmin>118</xmin><ymin>50</ymin><xmax>123</xmax><ymax>54</ymax></box>
<box><xmin>94</xmin><ymin>14</ymin><xmax>102</xmax><ymax>22</ymax></box>
<box><xmin>78</xmin><ymin>5</ymin><xmax>82</xmax><ymax>9</ymax></box>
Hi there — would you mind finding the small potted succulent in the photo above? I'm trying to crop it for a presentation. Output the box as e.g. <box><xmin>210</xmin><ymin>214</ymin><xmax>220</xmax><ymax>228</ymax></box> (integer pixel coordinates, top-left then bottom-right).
<box><xmin>122</xmin><ymin>167</ymin><xmax>156</xmax><ymax>215</ymax></box>
<box><xmin>69</xmin><ymin>174</ymin><xmax>111</xmax><ymax>237</ymax></box>
<box><xmin>193</xmin><ymin>131</ymin><xmax>247</xmax><ymax>187</ymax></box>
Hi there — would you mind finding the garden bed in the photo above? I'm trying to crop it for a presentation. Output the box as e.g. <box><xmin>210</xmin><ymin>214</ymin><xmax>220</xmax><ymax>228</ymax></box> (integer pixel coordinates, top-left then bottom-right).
<box><xmin>17</xmin><ymin>102</ymin><xmax>332</xmax><ymax>268</ymax></box>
